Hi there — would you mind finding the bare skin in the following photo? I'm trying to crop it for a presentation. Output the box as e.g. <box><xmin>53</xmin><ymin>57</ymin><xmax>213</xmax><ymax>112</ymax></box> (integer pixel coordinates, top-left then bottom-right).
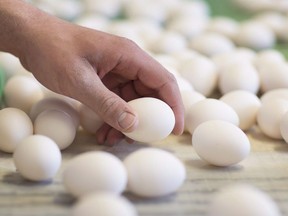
<box><xmin>0</xmin><ymin>0</ymin><xmax>184</xmax><ymax>145</ymax></box>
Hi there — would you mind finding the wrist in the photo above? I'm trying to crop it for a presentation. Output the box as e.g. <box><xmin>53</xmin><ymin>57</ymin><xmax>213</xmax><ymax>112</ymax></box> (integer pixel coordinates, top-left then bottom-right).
<box><xmin>0</xmin><ymin>0</ymin><xmax>49</xmax><ymax>57</ymax></box>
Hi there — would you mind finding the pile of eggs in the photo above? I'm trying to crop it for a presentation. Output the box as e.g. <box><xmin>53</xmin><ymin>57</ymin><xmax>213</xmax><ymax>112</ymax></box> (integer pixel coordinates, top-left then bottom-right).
<box><xmin>1</xmin><ymin>0</ymin><xmax>288</xmax><ymax>215</ymax></box>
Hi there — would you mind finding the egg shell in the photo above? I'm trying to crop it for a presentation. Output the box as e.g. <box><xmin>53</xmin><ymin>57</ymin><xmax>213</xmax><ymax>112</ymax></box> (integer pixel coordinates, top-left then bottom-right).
<box><xmin>212</xmin><ymin>48</ymin><xmax>256</xmax><ymax>70</ymax></box>
<box><xmin>175</xmin><ymin>75</ymin><xmax>194</xmax><ymax>92</ymax></box>
<box><xmin>63</xmin><ymin>151</ymin><xmax>127</xmax><ymax>198</ymax></box>
<box><xmin>34</xmin><ymin>109</ymin><xmax>76</xmax><ymax>150</ymax></box>
<box><xmin>235</xmin><ymin>21</ymin><xmax>276</xmax><ymax>50</ymax></box>
<box><xmin>13</xmin><ymin>135</ymin><xmax>62</xmax><ymax>181</ymax></box>
<box><xmin>181</xmin><ymin>90</ymin><xmax>206</xmax><ymax>131</ymax></box>
<box><xmin>257</xmin><ymin>98</ymin><xmax>288</xmax><ymax>139</ymax></box>
<box><xmin>280</xmin><ymin>111</ymin><xmax>288</xmax><ymax>144</ymax></box>
<box><xmin>150</xmin><ymin>31</ymin><xmax>187</xmax><ymax>54</ymax></box>
<box><xmin>123</xmin><ymin>97</ymin><xmax>175</xmax><ymax>143</ymax></box>
<box><xmin>185</xmin><ymin>98</ymin><xmax>239</xmax><ymax>134</ymax></box>
<box><xmin>72</xmin><ymin>193</ymin><xmax>138</xmax><ymax>216</ymax></box>
<box><xmin>0</xmin><ymin>108</ymin><xmax>33</xmax><ymax>153</ymax></box>
<box><xmin>206</xmin><ymin>16</ymin><xmax>239</xmax><ymax>39</ymax></box>
<box><xmin>4</xmin><ymin>75</ymin><xmax>44</xmax><ymax>113</ymax></box>
<box><xmin>218</xmin><ymin>62</ymin><xmax>260</xmax><ymax>95</ymax></box>
<box><xmin>123</xmin><ymin>0</ymin><xmax>169</xmax><ymax>23</ymax></box>
<box><xmin>257</xmin><ymin>61</ymin><xmax>288</xmax><ymax>93</ymax></box>
<box><xmin>179</xmin><ymin>55</ymin><xmax>218</xmax><ymax>96</ymax></box>
<box><xmin>123</xmin><ymin>148</ymin><xmax>186</xmax><ymax>197</ymax></box>
<box><xmin>220</xmin><ymin>90</ymin><xmax>261</xmax><ymax>131</ymax></box>
<box><xmin>208</xmin><ymin>184</ymin><xmax>281</xmax><ymax>216</ymax></box>
<box><xmin>260</xmin><ymin>88</ymin><xmax>288</xmax><ymax>104</ymax></box>
<box><xmin>167</xmin><ymin>14</ymin><xmax>207</xmax><ymax>39</ymax></box>
<box><xmin>254</xmin><ymin>12</ymin><xmax>287</xmax><ymax>38</ymax></box>
<box><xmin>0</xmin><ymin>53</ymin><xmax>23</xmax><ymax>78</ymax></box>
<box><xmin>192</xmin><ymin>120</ymin><xmax>250</xmax><ymax>166</ymax></box>
<box><xmin>254</xmin><ymin>49</ymin><xmax>285</xmax><ymax>68</ymax></box>
<box><xmin>30</xmin><ymin>97</ymin><xmax>79</xmax><ymax>128</ymax></box>
<box><xmin>83</xmin><ymin>0</ymin><xmax>123</xmax><ymax>18</ymax></box>
<box><xmin>79</xmin><ymin>103</ymin><xmax>103</xmax><ymax>134</ymax></box>
<box><xmin>189</xmin><ymin>32</ymin><xmax>235</xmax><ymax>57</ymax></box>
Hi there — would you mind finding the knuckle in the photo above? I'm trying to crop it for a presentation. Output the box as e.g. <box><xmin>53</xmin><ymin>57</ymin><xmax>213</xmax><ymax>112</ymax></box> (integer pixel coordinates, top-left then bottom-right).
<box><xmin>99</xmin><ymin>95</ymin><xmax>120</xmax><ymax>118</ymax></box>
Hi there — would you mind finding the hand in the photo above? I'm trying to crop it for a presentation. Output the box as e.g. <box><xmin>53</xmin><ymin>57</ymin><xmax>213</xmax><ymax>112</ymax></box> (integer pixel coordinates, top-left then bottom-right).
<box><xmin>0</xmin><ymin>0</ymin><xmax>184</xmax><ymax>145</ymax></box>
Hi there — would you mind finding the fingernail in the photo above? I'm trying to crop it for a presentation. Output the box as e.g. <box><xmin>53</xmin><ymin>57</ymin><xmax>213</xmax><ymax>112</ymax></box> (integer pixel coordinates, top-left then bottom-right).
<box><xmin>118</xmin><ymin>112</ymin><xmax>137</xmax><ymax>132</ymax></box>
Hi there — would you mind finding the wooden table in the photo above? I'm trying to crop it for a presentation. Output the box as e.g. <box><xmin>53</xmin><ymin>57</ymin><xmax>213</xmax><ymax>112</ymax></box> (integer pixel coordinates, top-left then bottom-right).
<box><xmin>1</xmin><ymin>126</ymin><xmax>288</xmax><ymax>216</ymax></box>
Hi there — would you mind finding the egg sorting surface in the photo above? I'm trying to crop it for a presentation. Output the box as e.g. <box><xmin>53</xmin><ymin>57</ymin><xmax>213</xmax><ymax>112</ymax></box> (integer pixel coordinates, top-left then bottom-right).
<box><xmin>208</xmin><ymin>184</ymin><xmax>281</xmax><ymax>216</ymax></box>
<box><xmin>72</xmin><ymin>192</ymin><xmax>138</xmax><ymax>216</ymax></box>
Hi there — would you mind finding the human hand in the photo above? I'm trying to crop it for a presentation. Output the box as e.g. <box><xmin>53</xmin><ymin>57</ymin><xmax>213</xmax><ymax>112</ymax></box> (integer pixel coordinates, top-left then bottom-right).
<box><xmin>1</xmin><ymin>0</ymin><xmax>184</xmax><ymax>145</ymax></box>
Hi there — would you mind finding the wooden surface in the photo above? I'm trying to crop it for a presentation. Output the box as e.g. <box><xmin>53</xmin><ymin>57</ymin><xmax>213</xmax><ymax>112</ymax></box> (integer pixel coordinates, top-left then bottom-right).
<box><xmin>1</xmin><ymin>126</ymin><xmax>288</xmax><ymax>216</ymax></box>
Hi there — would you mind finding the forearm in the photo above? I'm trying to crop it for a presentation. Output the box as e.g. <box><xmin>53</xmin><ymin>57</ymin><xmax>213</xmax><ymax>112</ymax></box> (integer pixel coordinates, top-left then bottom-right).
<box><xmin>0</xmin><ymin>0</ymin><xmax>49</xmax><ymax>57</ymax></box>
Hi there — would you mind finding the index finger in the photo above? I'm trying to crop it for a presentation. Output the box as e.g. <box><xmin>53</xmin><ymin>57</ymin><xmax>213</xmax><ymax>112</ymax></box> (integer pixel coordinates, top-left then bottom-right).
<box><xmin>114</xmin><ymin>42</ymin><xmax>185</xmax><ymax>135</ymax></box>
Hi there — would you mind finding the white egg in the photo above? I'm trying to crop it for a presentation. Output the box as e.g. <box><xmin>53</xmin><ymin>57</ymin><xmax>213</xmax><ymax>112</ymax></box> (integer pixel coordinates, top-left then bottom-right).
<box><xmin>208</xmin><ymin>184</ymin><xmax>281</xmax><ymax>216</ymax></box>
<box><xmin>0</xmin><ymin>53</ymin><xmax>23</xmax><ymax>78</ymax></box>
<box><xmin>220</xmin><ymin>90</ymin><xmax>261</xmax><ymax>131</ymax></box>
<box><xmin>186</xmin><ymin>99</ymin><xmax>239</xmax><ymax>135</ymax></box>
<box><xmin>235</xmin><ymin>21</ymin><xmax>276</xmax><ymax>50</ymax></box>
<box><xmin>171</xmin><ymin>0</ymin><xmax>210</xmax><ymax>20</ymax></box>
<box><xmin>130</xmin><ymin>18</ymin><xmax>163</xmax><ymax>47</ymax></box>
<box><xmin>172</xmin><ymin>49</ymin><xmax>200</xmax><ymax>63</ymax></box>
<box><xmin>0</xmin><ymin>108</ymin><xmax>33</xmax><ymax>153</ymax></box>
<box><xmin>167</xmin><ymin>15</ymin><xmax>207</xmax><ymax>39</ymax></box>
<box><xmin>123</xmin><ymin>0</ymin><xmax>168</xmax><ymax>23</ymax></box>
<box><xmin>150</xmin><ymin>31</ymin><xmax>187</xmax><ymax>54</ymax></box>
<box><xmin>254</xmin><ymin>49</ymin><xmax>286</xmax><ymax>71</ymax></box>
<box><xmin>79</xmin><ymin>104</ymin><xmax>103</xmax><ymax>134</ymax></box>
<box><xmin>178</xmin><ymin>55</ymin><xmax>218</xmax><ymax>96</ymax></box>
<box><xmin>13</xmin><ymin>135</ymin><xmax>61</xmax><ymax>181</ymax></box>
<box><xmin>280</xmin><ymin>111</ymin><xmax>288</xmax><ymax>144</ymax></box>
<box><xmin>260</xmin><ymin>88</ymin><xmax>288</xmax><ymax>104</ymax></box>
<box><xmin>206</xmin><ymin>16</ymin><xmax>239</xmax><ymax>39</ymax></box>
<box><xmin>123</xmin><ymin>97</ymin><xmax>175</xmax><ymax>143</ymax></box>
<box><xmin>106</xmin><ymin>21</ymin><xmax>145</xmax><ymax>49</ymax></box>
<box><xmin>154</xmin><ymin>54</ymin><xmax>179</xmax><ymax>71</ymax></box>
<box><xmin>83</xmin><ymin>0</ymin><xmax>123</xmax><ymax>18</ymax></box>
<box><xmin>218</xmin><ymin>62</ymin><xmax>260</xmax><ymax>95</ymax></box>
<box><xmin>72</xmin><ymin>193</ymin><xmax>138</xmax><ymax>216</ymax></box>
<box><xmin>48</xmin><ymin>0</ymin><xmax>84</xmax><ymax>20</ymax></box>
<box><xmin>123</xmin><ymin>148</ymin><xmax>186</xmax><ymax>197</ymax></box>
<box><xmin>181</xmin><ymin>90</ymin><xmax>206</xmax><ymax>131</ymax></box>
<box><xmin>42</xmin><ymin>88</ymin><xmax>81</xmax><ymax>111</ymax></box>
<box><xmin>277</xmin><ymin>21</ymin><xmax>288</xmax><ymax>42</ymax></box>
<box><xmin>192</xmin><ymin>120</ymin><xmax>250</xmax><ymax>166</ymax></box>
<box><xmin>74</xmin><ymin>14</ymin><xmax>109</xmax><ymax>31</ymax></box>
<box><xmin>257</xmin><ymin>61</ymin><xmax>288</xmax><ymax>93</ymax></box>
<box><xmin>34</xmin><ymin>109</ymin><xmax>76</xmax><ymax>150</ymax></box>
<box><xmin>212</xmin><ymin>48</ymin><xmax>256</xmax><ymax>70</ymax></box>
<box><xmin>174</xmin><ymin>75</ymin><xmax>194</xmax><ymax>92</ymax></box>
<box><xmin>189</xmin><ymin>32</ymin><xmax>235</xmax><ymax>57</ymax></box>
<box><xmin>30</xmin><ymin>97</ymin><xmax>79</xmax><ymax>128</ymax></box>
<box><xmin>63</xmin><ymin>151</ymin><xmax>127</xmax><ymax>198</ymax></box>
<box><xmin>254</xmin><ymin>12</ymin><xmax>287</xmax><ymax>38</ymax></box>
<box><xmin>181</xmin><ymin>90</ymin><xmax>206</xmax><ymax>114</ymax></box>
<box><xmin>4</xmin><ymin>75</ymin><xmax>44</xmax><ymax>113</ymax></box>
<box><xmin>257</xmin><ymin>98</ymin><xmax>288</xmax><ymax>139</ymax></box>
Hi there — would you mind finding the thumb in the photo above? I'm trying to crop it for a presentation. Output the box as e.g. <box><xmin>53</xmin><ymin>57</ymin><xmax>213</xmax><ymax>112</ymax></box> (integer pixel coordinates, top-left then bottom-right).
<box><xmin>73</xmin><ymin>74</ymin><xmax>138</xmax><ymax>133</ymax></box>
<box><xmin>96</xmin><ymin>90</ymin><xmax>138</xmax><ymax>133</ymax></box>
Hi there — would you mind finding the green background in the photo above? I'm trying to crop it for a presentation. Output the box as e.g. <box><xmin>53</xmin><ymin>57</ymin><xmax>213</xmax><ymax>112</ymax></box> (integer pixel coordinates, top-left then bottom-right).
<box><xmin>204</xmin><ymin>0</ymin><xmax>288</xmax><ymax>58</ymax></box>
